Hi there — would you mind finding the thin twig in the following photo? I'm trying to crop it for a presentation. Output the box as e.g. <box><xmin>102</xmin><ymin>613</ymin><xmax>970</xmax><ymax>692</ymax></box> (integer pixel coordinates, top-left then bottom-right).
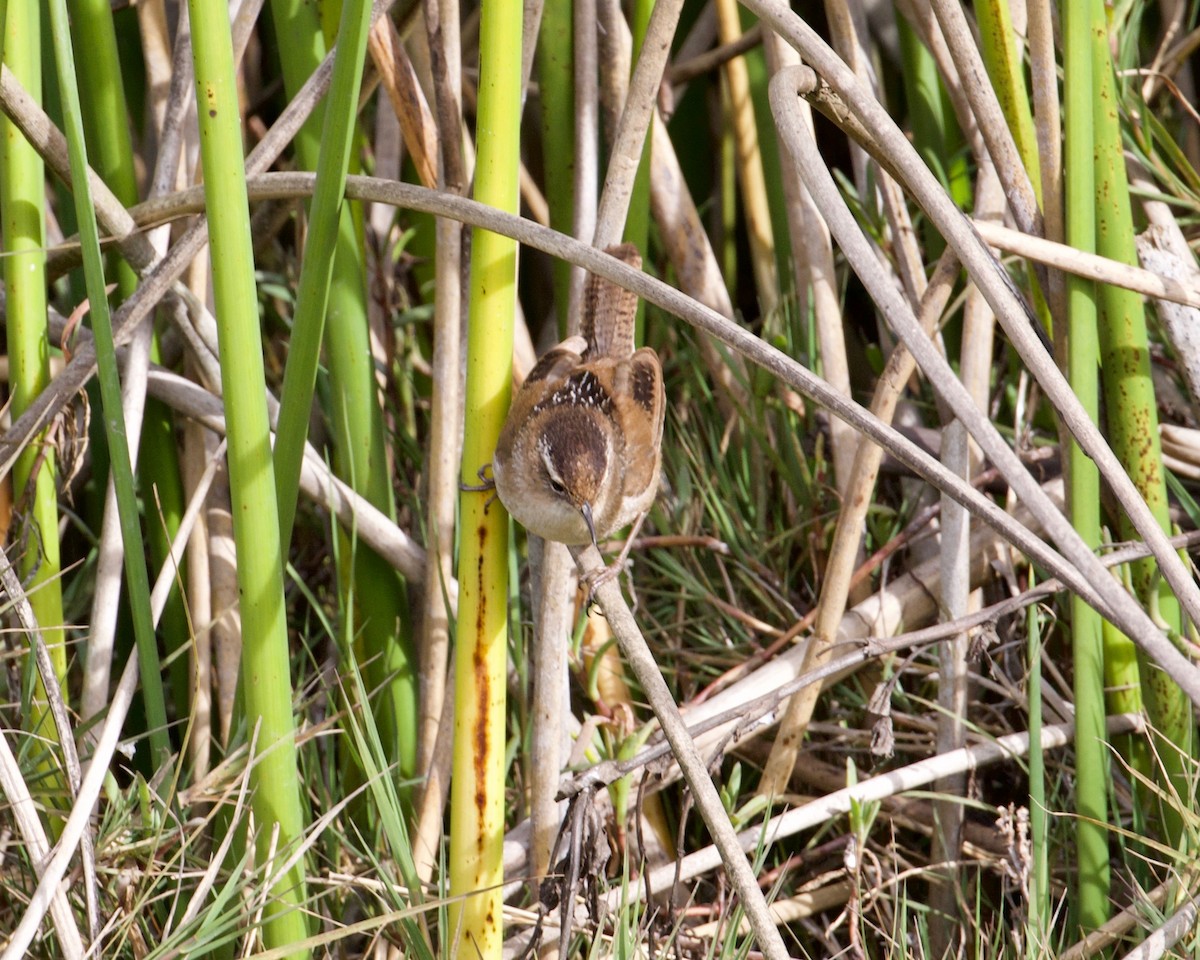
<box><xmin>973</xmin><ymin>218</ymin><xmax>1200</xmax><ymax>310</ymax></box>
<box><xmin>0</xmin><ymin>729</ymin><xmax>85</xmax><ymax>959</ymax></box>
<box><xmin>571</xmin><ymin>543</ymin><xmax>792</xmax><ymax>960</ymax></box>
<box><xmin>592</xmin><ymin>0</ymin><xmax>685</xmax><ymax>248</ymax></box>
<box><xmin>568</xmin><ymin>0</ymin><xmax>598</xmax><ymax>320</ymax></box>
<box><xmin>413</xmin><ymin>0</ymin><xmax>465</xmax><ymax>881</ymax></box>
<box><xmin>667</xmin><ymin>23</ymin><xmax>763</xmax><ymax>85</ymax></box>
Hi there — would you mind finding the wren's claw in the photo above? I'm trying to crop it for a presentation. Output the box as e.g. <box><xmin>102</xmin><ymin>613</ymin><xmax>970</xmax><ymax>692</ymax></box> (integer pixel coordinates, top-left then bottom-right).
<box><xmin>581</xmin><ymin>511</ymin><xmax>647</xmax><ymax>605</ymax></box>
<box><xmin>460</xmin><ymin>463</ymin><xmax>496</xmax><ymax>493</ymax></box>
<box><xmin>581</xmin><ymin>557</ymin><xmax>628</xmax><ymax>605</ymax></box>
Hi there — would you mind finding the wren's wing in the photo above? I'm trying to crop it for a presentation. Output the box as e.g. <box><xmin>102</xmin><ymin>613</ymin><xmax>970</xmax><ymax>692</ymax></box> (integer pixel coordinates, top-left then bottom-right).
<box><xmin>617</xmin><ymin>347</ymin><xmax>666</xmax><ymax>509</ymax></box>
<box><xmin>582</xmin><ymin>243</ymin><xmax>642</xmax><ymax>360</ymax></box>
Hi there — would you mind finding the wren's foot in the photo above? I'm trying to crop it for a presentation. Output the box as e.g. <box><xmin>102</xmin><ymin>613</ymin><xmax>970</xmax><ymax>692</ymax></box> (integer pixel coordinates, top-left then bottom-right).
<box><xmin>461</xmin><ymin>464</ymin><xmax>499</xmax><ymax>512</ymax></box>
<box><xmin>460</xmin><ymin>463</ymin><xmax>496</xmax><ymax>493</ymax></box>
<box><xmin>581</xmin><ymin>511</ymin><xmax>649</xmax><ymax>604</ymax></box>
<box><xmin>581</xmin><ymin>557</ymin><xmax>627</xmax><ymax>602</ymax></box>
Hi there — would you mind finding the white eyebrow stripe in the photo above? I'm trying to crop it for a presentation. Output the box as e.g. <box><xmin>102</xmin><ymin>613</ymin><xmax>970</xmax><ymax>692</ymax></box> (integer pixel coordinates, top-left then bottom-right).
<box><xmin>536</xmin><ymin>435</ymin><xmax>565</xmax><ymax>486</ymax></box>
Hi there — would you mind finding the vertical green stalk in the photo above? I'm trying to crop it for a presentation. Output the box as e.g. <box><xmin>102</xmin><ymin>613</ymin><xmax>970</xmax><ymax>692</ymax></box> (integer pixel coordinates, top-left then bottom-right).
<box><xmin>1026</xmin><ymin>583</ymin><xmax>1048</xmax><ymax>958</ymax></box>
<box><xmin>268</xmin><ymin>0</ymin><xmax>416</xmax><ymax>782</ymax></box>
<box><xmin>974</xmin><ymin>0</ymin><xmax>1041</xmax><ymax>202</ymax></box>
<box><xmin>186</xmin><ymin>0</ymin><xmax>309</xmax><ymax>952</ymax></box>
<box><xmin>67</xmin><ymin>0</ymin><xmax>138</xmax><ymax>261</ymax></box>
<box><xmin>974</xmin><ymin>0</ymin><xmax>1057</xmax><ymax>345</ymax></box>
<box><xmin>447</xmin><ymin>0</ymin><xmax>520</xmax><ymax>953</ymax></box>
<box><xmin>329</xmin><ymin>215</ymin><xmax>418</xmax><ymax>787</ymax></box>
<box><xmin>625</xmin><ymin>0</ymin><xmax>653</xmax><ymax>345</ymax></box>
<box><xmin>537</xmin><ymin>0</ymin><xmax>575</xmax><ymax>333</ymax></box>
<box><xmin>46</xmin><ymin>0</ymin><xmax>174</xmax><ymax>781</ymax></box>
<box><xmin>1090</xmin><ymin>0</ymin><xmax>1192</xmax><ymax>845</ymax></box>
<box><xmin>1062</xmin><ymin>0</ymin><xmax>1109</xmax><ymax>933</ymax></box>
<box><xmin>897</xmin><ymin>16</ymin><xmax>970</xmax><ymax>242</ymax></box>
<box><xmin>1</xmin><ymin>0</ymin><xmax>67</xmax><ymax>810</ymax></box>
<box><xmin>272</xmin><ymin>0</ymin><xmax>373</xmax><ymax>551</ymax></box>
<box><xmin>68</xmin><ymin>0</ymin><xmax>191</xmax><ymax>716</ymax></box>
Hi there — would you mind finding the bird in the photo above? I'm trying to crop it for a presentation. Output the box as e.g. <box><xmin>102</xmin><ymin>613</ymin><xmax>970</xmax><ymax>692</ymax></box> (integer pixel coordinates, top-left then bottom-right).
<box><xmin>492</xmin><ymin>243</ymin><xmax>665</xmax><ymax>549</ymax></box>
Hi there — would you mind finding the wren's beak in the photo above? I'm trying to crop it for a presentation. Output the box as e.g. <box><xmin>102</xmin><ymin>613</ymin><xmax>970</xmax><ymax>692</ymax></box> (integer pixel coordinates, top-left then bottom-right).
<box><xmin>580</xmin><ymin>502</ymin><xmax>598</xmax><ymax>547</ymax></box>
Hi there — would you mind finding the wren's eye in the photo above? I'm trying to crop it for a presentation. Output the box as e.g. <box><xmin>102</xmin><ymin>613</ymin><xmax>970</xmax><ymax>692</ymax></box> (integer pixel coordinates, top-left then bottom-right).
<box><xmin>548</xmin><ymin>478</ymin><xmax>566</xmax><ymax>495</ymax></box>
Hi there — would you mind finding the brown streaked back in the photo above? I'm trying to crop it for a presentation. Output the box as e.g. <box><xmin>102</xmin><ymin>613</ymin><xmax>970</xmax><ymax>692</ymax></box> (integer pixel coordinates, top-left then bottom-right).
<box><xmin>520</xmin><ymin>335</ymin><xmax>587</xmax><ymax>388</ymax></box>
<box><xmin>582</xmin><ymin>243</ymin><xmax>642</xmax><ymax>360</ymax></box>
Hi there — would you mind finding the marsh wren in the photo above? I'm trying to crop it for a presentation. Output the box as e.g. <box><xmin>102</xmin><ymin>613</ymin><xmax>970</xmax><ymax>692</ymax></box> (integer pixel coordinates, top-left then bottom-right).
<box><xmin>492</xmin><ymin>244</ymin><xmax>665</xmax><ymax>547</ymax></box>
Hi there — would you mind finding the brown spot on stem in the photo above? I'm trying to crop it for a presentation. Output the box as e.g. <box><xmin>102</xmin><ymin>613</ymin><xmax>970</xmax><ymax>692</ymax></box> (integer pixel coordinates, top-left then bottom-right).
<box><xmin>473</xmin><ymin>519</ymin><xmax>491</xmax><ymax>831</ymax></box>
<box><xmin>475</xmin><ymin>525</ymin><xmax>488</xmax><ymax>635</ymax></box>
<box><xmin>473</xmin><ymin>659</ymin><xmax>490</xmax><ymax>827</ymax></box>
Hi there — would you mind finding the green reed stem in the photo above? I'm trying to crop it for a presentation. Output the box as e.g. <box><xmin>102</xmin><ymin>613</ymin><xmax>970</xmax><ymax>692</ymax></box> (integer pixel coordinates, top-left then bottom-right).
<box><xmin>47</xmin><ymin>0</ymin><xmax>172</xmax><ymax>774</ymax></box>
<box><xmin>537</xmin><ymin>0</ymin><xmax>575</xmax><ymax>332</ymax></box>
<box><xmin>68</xmin><ymin>0</ymin><xmax>192</xmax><ymax>721</ymax></box>
<box><xmin>273</xmin><ymin>0</ymin><xmax>373</xmax><ymax>550</ymax></box>
<box><xmin>1</xmin><ymin>0</ymin><xmax>68</xmax><ymax>826</ymax></box>
<box><xmin>447</xmin><ymin>0</ymin><xmax>521</xmax><ymax>952</ymax></box>
<box><xmin>185</xmin><ymin>0</ymin><xmax>309</xmax><ymax>951</ymax></box>
<box><xmin>974</xmin><ymin>0</ymin><xmax>1041</xmax><ymax>202</ymax></box>
<box><xmin>1062</xmin><ymin>0</ymin><xmax>1110</xmax><ymax>933</ymax></box>
<box><xmin>268</xmin><ymin>0</ymin><xmax>417</xmax><ymax>782</ymax></box>
<box><xmin>1090</xmin><ymin>0</ymin><xmax>1191</xmax><ymax>845</ymax></box>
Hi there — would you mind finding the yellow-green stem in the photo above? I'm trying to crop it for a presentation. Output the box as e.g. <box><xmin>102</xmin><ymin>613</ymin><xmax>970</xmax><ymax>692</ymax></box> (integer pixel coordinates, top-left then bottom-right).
<box><xmin>974</xmin><ymin>0</ymin><xmax>1041</xmax><ymax>202</ymax></box>
<box><xmin>1</xmin><ymin>0</ymin><xmax>67</xmax><ymax>827</ymax></box>
<box><xmin>447</xmin><ymin>0</ymin><xmax>521</xmax><ymax>951</ymax></box>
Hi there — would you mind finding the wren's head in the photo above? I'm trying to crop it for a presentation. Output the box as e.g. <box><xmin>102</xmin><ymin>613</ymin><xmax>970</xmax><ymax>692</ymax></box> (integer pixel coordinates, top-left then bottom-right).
<box><xmin>492</xmin><ymin>367</ymin><xmax>622</xmax><ymax>547</ymax></box>
<box><xmin>532</xmin><ymin>407</ymin><xmax>612</xmax><ymax>545</ymax></box>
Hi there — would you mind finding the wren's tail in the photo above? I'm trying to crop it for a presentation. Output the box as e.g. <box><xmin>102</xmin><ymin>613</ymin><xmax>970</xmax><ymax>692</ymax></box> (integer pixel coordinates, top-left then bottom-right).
<box><xmin>582</xmin><ymin>243</ymin><xmax>642</xmax><ymax>360</ymax></box>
